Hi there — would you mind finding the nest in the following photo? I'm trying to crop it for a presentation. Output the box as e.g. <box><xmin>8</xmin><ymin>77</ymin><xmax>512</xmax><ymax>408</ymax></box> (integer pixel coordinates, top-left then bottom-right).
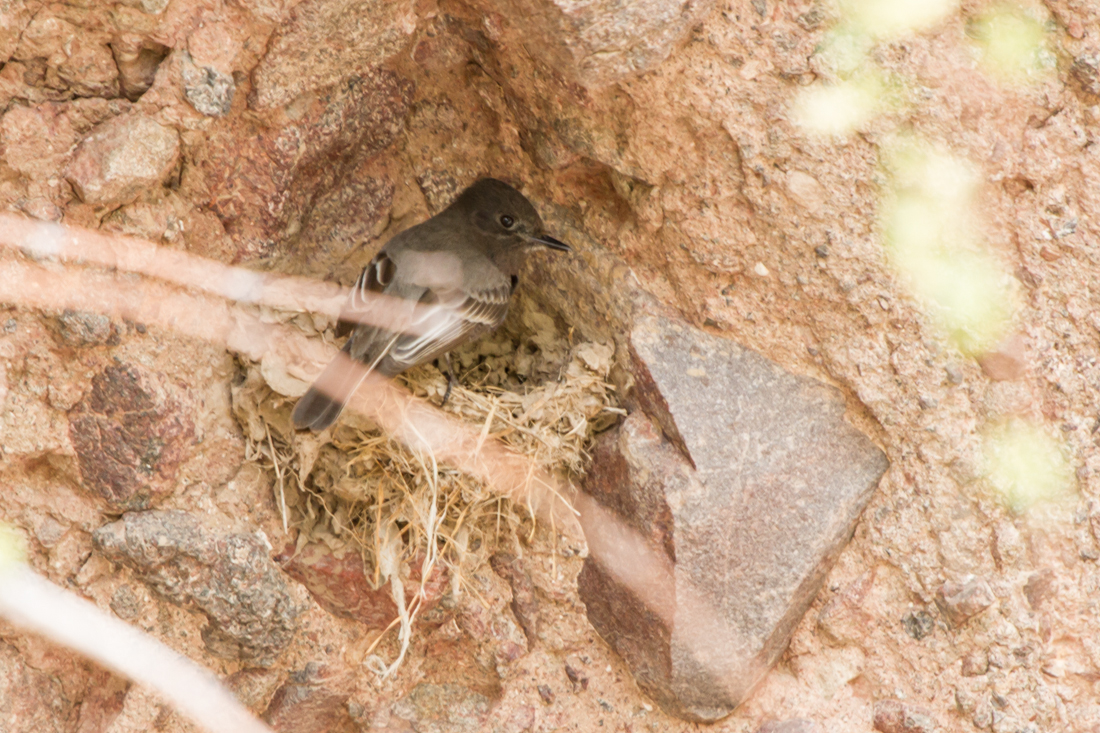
<box><xmin>231</xmin><ymin>301</ymin><xmax>622</xmax><ymax>674</ymax></box>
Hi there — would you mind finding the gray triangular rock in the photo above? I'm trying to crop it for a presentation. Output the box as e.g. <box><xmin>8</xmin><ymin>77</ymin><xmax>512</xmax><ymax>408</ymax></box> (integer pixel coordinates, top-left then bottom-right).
<box><xmin>578</xmin><ymin>314</ymin><xmax>888</xmax><ymax>721</ymax></box>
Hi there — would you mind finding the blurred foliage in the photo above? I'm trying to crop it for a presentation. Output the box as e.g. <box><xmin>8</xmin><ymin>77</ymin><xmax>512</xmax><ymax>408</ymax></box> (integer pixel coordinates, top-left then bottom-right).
<box><xmin>880</xmin><ymin>140</ymin><xmax>1017</xmax><ymax>355</ymax></box>
<box><xmin>983</xmin><ymin>420</ymin><xmax>1074</xmax><ymax>511</ymax></box>
<box><xmin>967</xmin><ymin>5</ymin><xmax>1052</xmax><ymax>83</ymax></box>
<box><xmin>0</xmin><ymin>523</ymin><xmax>25</xmax><ymax>573</ymax></box>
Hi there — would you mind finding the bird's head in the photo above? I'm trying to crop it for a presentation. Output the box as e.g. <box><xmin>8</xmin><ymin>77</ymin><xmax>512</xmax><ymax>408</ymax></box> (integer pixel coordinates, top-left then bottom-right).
<box><xmin>453</xmin><ymin>178</ymin><xmax>572</xmax><ymax>256</ymax></box>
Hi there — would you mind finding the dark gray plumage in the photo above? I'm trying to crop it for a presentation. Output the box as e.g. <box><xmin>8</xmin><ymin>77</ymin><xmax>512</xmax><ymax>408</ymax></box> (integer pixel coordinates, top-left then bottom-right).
<box><xmin>292</xmin><ymin>178</ymin><xmax>570</xmax><ymax>432</ymax></box>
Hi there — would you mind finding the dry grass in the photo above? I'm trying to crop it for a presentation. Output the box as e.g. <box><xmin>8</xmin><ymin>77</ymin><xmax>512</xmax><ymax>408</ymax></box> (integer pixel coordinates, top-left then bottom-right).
<box><xmin>231</xmin><ymin>304</ymin><xmax>622</xmax><ymax>675</ymax></box>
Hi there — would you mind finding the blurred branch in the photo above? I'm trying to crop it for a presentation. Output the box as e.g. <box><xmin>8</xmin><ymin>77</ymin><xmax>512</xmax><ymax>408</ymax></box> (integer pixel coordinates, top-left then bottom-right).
<box><xmin>0</xmin><ymin>562</ymin><xmax>274</xmax><ymax>733</ymax></box>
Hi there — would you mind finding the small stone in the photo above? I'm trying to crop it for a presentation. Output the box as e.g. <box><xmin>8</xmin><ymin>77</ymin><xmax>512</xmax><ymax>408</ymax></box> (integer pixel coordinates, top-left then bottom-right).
<box><xmin>1024</xmin><ymin>568</ymin><xmax>1056</xmax><ymax>609</ymax></box>
<box><xmin>65</xmin><ymin>114</ymin><xmax>180</xmax><ymax>206</ymax></box>
<box><xmin>565</xmin><ymin>663</ymin><xmax>588</xmax><ymax>692</ymax></box>
<box><xmin>1070</xmin><ymin>53</ymin><xmax>1100</xmax><ymax>102</ymax></box>
<box><xmin>109</xmin><ymin>585</ymin><xmax>142</xmax><ymax>620</ymax></box>
<box><xmin>181</xmin><ymin>52</ymin><xmax>235</xmax><ymax>117</ymax></box>
<box><xmin>814</xmin><ymin>244</ymin><xmax>828</xmax><ymax>258</ymax></box>
<box><xmin>461</xmin><ymin>0</ymin><xmax>719</xmax><ymax>88</ymax></box>
<box><xmin>537</xmin><ymin>684</ymin><xmax>554</xmax><ymax>704</ymax></box>
<box><xmin>960</xmin><ymin>650</ymin><xmax>989</xmax><ymax>676</ymax></box>
<box><xmin>93</xmin><ymin>510</ymin><xmax>302</xmax><ymax>666</ymax></box>
<box><xmin>753</xmin><ymin>262</ymin><xmax>770</xmax><ymax>277</ymax></box>
<box><xmin>225</xmin><ymin>668</ymin><xmax>283</xmax><ymax>711</ymax></box>
<box><xmin>69</xmin><ymin>669</ymin><xmax>130</xmax><ymax>733</ymax></box>
<box><xmin>1</xmin><ymin>103</ymin><xmax>78</xmax><ymax>179</ymax></box>
<box><xmin>935</xmin><ymin>575</ymin><xmax>994</xmax><ymax>627</ymax></box>
<box><xmin>817</xmin><ymin>571</ymin><xmax>875</xmax><ymax>646</ymax></box>
<box><xmin>787</xmin><ymin>171</ymin><xmax>826</xmax><ymax>214</ymax></box>
<box><xmin>992</xmin><ymin>522</ymin><xmax>1023</xmax><ymax>569</ymax></box>
<box><xmin>118</xmin><ymin>0</ymin><xmax>170</xmax><ymax>14</ymax></box>
<box><xmin>1041</xmin><ymin>658</ymin><xmax>1065</xmax><ymax>678</ymax></box>
<box><xmin>901</xmin><ymin>610</ymin><xmax>934</xmax><ymax>640</ymax></box>
<box><xmin>945</xmin><ymin>365</ymin><xmax>964</xmax><ymax>384</ymax></box>
<box><xmin>33</xmin><ymin>516</ymin><xmax>66</xmax><ymax>548</ymax></box>
<box><xmin>918</xmin><ymin>395</ymin><xmax>938</xmax><ymax>410</ymax></box>
<box><xmin>1039</xmin><ymin>246</ymin><xmax>1060</xmax><ymax>262</ymax></box>
<box><xmin>796</xmin><ymin>7</ymin><xmax>827</xmax><ymax>30</ymax></box>
<box><xmin>954</xmin><ymin>688</ymin><xmax>975</xmax><ymax>715</ymax></box>
<box><xmin>250</xmin><ymin>0</ymin><xmax>416</xmax><ymax>109</ymax></box>
<box><xmin>56</xmin><ymin>309</ymin><xmax>116</xmax><ymax>347</ymax></box>
<box><xmin>873</xmin><ymin>699</ymin><xmax>937</xmax><ymax>733</ymax></box>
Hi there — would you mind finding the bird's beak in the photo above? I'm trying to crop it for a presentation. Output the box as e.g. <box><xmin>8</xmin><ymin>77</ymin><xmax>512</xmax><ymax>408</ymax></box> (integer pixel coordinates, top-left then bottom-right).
<box><xmin>529</xmin><ymin>234</ymin><xmax>572</xmax><ymax>251</ymax></box>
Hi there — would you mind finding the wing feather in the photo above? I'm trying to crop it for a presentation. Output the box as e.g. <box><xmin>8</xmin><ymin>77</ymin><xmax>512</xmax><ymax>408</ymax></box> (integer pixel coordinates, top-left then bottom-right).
<box><xmin>336</xmin><ymin>251</ymin><xmax>395</xmax><ymax>338</ymax></box>
<box><xmin>387</xmin><ymin>283</ymin><xmax>511</xmax><ymax>368</ymax></box>
<box><xmin>336</xmin><ymin>247</ymin><xmax>511</xmax><ymax>376</ymax></box>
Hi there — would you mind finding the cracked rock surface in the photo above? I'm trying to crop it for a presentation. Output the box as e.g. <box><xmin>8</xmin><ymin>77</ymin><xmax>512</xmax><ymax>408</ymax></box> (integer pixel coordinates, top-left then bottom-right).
<box><xmin>1</xmin><ymin>0</ymin><xmax>1100</xmax><ymax>731</ymax></box>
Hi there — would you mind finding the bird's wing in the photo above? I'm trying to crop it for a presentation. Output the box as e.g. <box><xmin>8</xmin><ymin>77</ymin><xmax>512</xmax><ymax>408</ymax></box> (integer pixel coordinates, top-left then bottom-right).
<box><xmin>385</xmin><ymin>280</ymin><xmax>512</xmax><ymax>371</ymax></box>
<box><xmin>337</xmin><ymin>247</ymin><xmax>511</xmax><ymax>375</ymax></box>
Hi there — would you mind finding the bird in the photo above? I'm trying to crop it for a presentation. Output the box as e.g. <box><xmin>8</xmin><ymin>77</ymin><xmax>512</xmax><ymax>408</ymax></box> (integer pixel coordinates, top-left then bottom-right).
<box><xmin>292</xmin><ymin>178</ymin><xmax>571</xmax><ymax>432</ymax></box>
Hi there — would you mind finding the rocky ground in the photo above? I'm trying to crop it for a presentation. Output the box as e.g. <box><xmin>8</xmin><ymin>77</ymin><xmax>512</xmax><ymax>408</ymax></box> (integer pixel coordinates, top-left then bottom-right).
<box><xmin>2</xmin><ymin>0</ymin><xmax>1100</xmax><ymax>732</ymax></box>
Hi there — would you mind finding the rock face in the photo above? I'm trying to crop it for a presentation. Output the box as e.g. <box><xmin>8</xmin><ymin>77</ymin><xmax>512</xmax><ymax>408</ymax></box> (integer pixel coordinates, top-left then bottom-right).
<box><xmin>578</xmin><ymin>314</ymin><xmax>888</xmax><ymax>720</ymax></box>
<box><xmin>465</xmin><ymin>0</ymin><xmax>718</xmax><ymax>88</ymax></box>
<box><xmin>193</xmin><ymin>67</ymin><xmax>409</xmax><ymax>258</ymax></box>
<box><xmin>3</xmin><ymin>0</ymin><xmax>1100</xmax><ymax>730</ymax></box>
<box><xmin>93</xmin><ymin>511</ymin><xmax>302</xmax><ymax>667</ymax></box>
<box><xmin>250</xmin><ymin>0</ymin><xmax>416</xmax><ymax>110</ymax></box>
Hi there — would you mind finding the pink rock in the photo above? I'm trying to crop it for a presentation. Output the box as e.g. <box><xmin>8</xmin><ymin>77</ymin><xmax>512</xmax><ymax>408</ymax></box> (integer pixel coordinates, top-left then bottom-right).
<box><xmin>277</xmin><ymin>543</ymin><xmax>448</xmax><ymax>629</ymax></box>
<box><xmin>65</xmin><ymin>114</ymin><xmax>179</xmax><ymax>206</ymax></box>
<box><xmin>68</xmin><ymin>363</ymin><xmax>194</xmax><ymax>510</ymax></box>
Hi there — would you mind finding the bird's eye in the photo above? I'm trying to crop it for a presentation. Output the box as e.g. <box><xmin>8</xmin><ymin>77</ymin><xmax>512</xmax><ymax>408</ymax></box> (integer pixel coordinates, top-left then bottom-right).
<box><xmin>500</xmin><ymin>215</ymin><xmax>515</xmax><ymax>229</ymax></box>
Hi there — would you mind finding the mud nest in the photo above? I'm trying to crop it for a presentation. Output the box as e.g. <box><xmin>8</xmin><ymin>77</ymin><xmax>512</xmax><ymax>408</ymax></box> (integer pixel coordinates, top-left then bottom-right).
<box><xmin>231</xmin><ymin>298</ymin><xmax>622</xmax><ymax>673</ymax></box>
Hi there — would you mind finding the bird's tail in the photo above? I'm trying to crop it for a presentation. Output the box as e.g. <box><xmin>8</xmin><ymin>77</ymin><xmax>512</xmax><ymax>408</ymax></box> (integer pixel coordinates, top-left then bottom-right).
<box><xmin>291</xmin><ymin>356</ymin><xmax>369</xmax><ymax>432</ymax></box>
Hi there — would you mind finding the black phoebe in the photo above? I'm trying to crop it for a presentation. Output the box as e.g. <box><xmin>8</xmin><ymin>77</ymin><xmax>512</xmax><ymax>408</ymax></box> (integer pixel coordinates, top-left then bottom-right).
<box><xmin>292</xmin><ymin>178</ymin><xmax>571</xmax><ymax>432</ymax></box>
